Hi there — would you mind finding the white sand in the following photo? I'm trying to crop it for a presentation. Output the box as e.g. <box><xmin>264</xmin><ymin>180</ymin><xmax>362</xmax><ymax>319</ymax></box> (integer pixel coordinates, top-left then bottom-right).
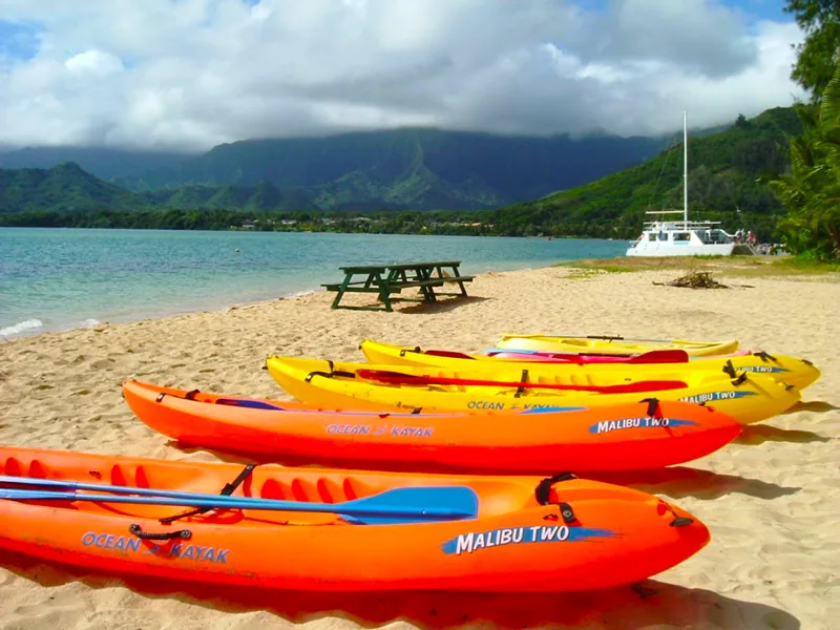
<box><xmin>1</xmin><ymin>264</ymin><xmax>837</xmax><ymax>630</ymax></box>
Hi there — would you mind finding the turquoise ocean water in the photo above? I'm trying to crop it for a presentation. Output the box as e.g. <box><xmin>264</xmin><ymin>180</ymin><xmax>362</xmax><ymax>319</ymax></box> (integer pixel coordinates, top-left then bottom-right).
<box><xmin>0</xmin><ymin>228</ymin><xmax>628</xmax><ymax>339</ymax></box>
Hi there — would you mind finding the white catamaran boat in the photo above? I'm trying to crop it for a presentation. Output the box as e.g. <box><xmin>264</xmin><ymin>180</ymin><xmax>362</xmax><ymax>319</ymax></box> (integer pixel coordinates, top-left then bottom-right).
<box><xmin>626</xmin><ymin>112</ymin><xmax>743</xmax><ymax>257</ymax></box>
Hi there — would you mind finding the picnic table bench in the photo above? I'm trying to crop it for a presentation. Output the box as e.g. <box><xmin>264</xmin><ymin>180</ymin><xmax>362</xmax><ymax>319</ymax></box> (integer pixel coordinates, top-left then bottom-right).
<box><xmin>322</xmin><ymin>261</ymin><xmax>474</xmax><ymax>311</ymax></box>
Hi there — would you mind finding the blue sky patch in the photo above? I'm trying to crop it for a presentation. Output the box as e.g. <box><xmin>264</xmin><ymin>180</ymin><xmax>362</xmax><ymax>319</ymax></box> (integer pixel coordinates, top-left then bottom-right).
<box><xmin>583</xmin><ymin>0</ymin><xmax>791</xmax><ymax>23</ymax></box>
<box><xmin>724</xmin><ymin>0</ymin><xmax>793</xmax><ymax>22</ymax></box>
<box><xmin>0</xmin><ymin>19</ymin><xmax>45</xmax><ymax>62</ymax></box>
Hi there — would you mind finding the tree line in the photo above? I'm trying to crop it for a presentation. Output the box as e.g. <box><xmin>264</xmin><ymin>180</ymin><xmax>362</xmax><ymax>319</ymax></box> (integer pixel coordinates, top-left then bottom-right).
<box><xmin>763</xmin><ymin>0</ymin><xmax>840</xmax><ymax>259</ymax></box>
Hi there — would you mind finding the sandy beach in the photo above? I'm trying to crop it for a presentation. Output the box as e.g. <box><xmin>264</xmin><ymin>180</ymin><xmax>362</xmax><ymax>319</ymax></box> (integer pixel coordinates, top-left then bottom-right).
<box><xmin>0</xmin><ymin>260</ymin><xmax>838</xmax><ymax>630</ymax></box>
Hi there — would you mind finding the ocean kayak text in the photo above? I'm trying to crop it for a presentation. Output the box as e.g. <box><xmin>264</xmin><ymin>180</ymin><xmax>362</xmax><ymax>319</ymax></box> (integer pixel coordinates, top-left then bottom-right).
<box><xmin>81</xmin><ymin>532</ymin><xmax>230</xmax><ymax>563</ymax></box>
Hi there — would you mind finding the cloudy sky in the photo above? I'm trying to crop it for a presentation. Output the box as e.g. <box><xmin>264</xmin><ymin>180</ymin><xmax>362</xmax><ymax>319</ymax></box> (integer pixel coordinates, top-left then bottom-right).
<box><xmin>0</xmin><ymin>0</ymin><xmax>807</xmax><ymax>152</ymax></box>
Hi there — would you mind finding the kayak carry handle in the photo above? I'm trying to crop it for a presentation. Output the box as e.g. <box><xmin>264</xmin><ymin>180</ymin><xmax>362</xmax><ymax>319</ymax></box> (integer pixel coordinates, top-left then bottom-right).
<box><xmin>534</xmin><ymin>472</ymin><xmax>577</xmax><ymax>506</ymax></box>
<box><xmin>129</xmin><ymin>524</ymin><xmax>192</xmax><ymax>541</ymax></box>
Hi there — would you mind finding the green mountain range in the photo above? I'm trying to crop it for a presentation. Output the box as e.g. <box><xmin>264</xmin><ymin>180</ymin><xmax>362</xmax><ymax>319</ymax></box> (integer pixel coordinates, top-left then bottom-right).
<box><xmin>0</xmin><ymin>146</ymin><xmax>190</xmax><ymax>181</ymax></box>
<box><xmin>3</xmin><ymin>128</ymin><xmax>667</xmax><ymax>211</ymax></box>
<box><xmin>0</xmin><ymin>107</ymin><xmax>802</xmax><ymax>241</ymax></box>
<box><xmin>120</xmin><ymin>128</ymin><xmax>672</xmax><ymax>210</ymax></box>
<box><xmin>141</xmin><ymin>183</ymin><xmax>321</xmax><ymax>212</ymax></box>
<box><xmin>0</xmin><ymin>162</ymin><xmax>156</xmax><ymax>214</ymax></box>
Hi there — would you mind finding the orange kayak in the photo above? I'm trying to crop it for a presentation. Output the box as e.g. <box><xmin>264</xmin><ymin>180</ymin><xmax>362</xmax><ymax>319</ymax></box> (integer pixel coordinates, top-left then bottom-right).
<box><xmin>123</xmin><ymin>379</ymin><xmax>741</xmax><ymax>473</ymax></box>
<box><xmin>0</xmin><ymin>445</ymin><xmax>710</xmax><ymax>592</ymax></box>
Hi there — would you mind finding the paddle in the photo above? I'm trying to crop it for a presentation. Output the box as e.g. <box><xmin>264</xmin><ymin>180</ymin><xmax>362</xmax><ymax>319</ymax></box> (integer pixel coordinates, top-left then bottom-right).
<box><xmin>482</xmin><ymin>348</ymin><xmax>639</xmax><ymax>360</ymax></box>
<box><xmin>424</xmin><ymin>349</ymin><xmax>477</xmax><ymax>360</ymax></box>
<box><xmin>355</xmin><ymin>369</ymin><xmax>688</xmax><ymax>393</ymax></box>
<box><xmin>424</xmin><ymin>348</ymin><xmax>688</xmax><ymax>364</ymax></box>
<box><xmin>215</xmin><ymin>397</ymin><xmax>287</xmax><ymax>411</ymax></box>
<box><xmin>485</xmin><ymin>349</ymin><xmax>690</xmax><ymax>364</ymax></box>
<box><xmin>625</xmin><ymin>350</ymin><xmax>690</xmax><ymax>363</ymax></box>
<box><xmin>500</xmin><ymin>333</ymin><xmax>678</xmax><ymax>343</ymax></box>
<box><xmin>0</xmin><ymin>480</ymin><xmax>479</xmax><ymax>525</ymax></box>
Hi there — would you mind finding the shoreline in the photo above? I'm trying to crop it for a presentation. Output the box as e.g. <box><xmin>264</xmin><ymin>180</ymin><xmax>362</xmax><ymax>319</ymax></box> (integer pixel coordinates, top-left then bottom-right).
<box><xmin>1</xmin><ymin>228</ymin><xmax>629</xmax><ymax>342</ymax></box>
<box><xmin>0</xmin><ymin>262</ymin><xmax>559</xmax><ymax>344</ymax></box>
<box><xmin>0</xmin><ymin>285</ymin><xmax>328</xmax><ymax>343</ymax></box>
<box><xmin>4</xmin><ymin>253</ymin><xmax>837</xmax><ymax>344</ymax></box>
<box><xmin>1</xmin><ymin>259</ymin><xmax>838</xmax><ymax>629</ymax></box>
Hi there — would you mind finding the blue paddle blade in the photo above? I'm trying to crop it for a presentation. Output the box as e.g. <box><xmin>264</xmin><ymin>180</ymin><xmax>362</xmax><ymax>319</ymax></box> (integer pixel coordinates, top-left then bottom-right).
<box><xmin>340</xmin><ymin>486</ymin><xmax>480</xmax><ymax>525</ymax></box>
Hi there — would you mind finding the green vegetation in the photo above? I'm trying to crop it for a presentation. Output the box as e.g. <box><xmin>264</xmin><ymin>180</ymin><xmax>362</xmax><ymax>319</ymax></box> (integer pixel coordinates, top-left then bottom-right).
<box><xmin>556</xmin><ymin>255</ymin><xmax>840</xmax><ymax>277</ymax></box>
<box><xmin>0</xmin><ymin>206</ymin><xmax>502</xmax><ymax>235</ymax></box>
<box><xmin>770</xmin><ymin>256</ymin><xmax>840</xmax><ymax>273</ymax></box>
<box><xmin>142</xmin><ymin>182</ymin><xmax>320</xmax><ymax>212</ymax></box>
<box><xmin>111</xmin><ymin>128</ymin><xmax>665</xmax><ymax>211</ymax></box>
<box><xmin>763</xmin><ymin>63</ymin><xmax>840</xmax><ymax>259</ymax></box>
<box><xmin>0</xmin><ymin>146</ymin><xmax>188</xmax><ymax>181</ymax></box>
<box><xmin>762</xmin><ymin>9</ymin><xmax>840</xmax><ymax>261</ymax></box>
<box><xmin>492</xmin><ymin>108</ymin><xmax>802</xmax><ymax>241</ymax></box>
<box><xmin>0</xmin><ymin>162</ymin><xmax>156</xmax><ymax>214</ymax></box>
<box><xmin>784</xmin><ymin>0</ymin><xmax>840</xmax><ymax>100</ymax></box>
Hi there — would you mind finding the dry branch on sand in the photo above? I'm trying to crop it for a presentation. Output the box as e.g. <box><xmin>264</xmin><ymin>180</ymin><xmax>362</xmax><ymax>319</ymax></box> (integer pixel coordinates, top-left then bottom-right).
<box><xmin>654</xmin><ymin>270</ymin><xmax>730</xmax><ymax>289</ymax></box>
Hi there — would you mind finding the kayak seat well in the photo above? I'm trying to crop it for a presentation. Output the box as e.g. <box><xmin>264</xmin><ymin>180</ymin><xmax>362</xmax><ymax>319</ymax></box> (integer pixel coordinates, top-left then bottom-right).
<box><xmin>258</xmin><ymin>476</ymin><xmax>372</xmax><ymax>504</ymax></box>
<box><xmin>0</xmin><ymin>457</ymin><xmax>51</xmax><ymax>480</ymax></box>
<box><xmin>110</xmin><ymin>464</ymin><xmax>152</xmax><ymax>489</ymax></box>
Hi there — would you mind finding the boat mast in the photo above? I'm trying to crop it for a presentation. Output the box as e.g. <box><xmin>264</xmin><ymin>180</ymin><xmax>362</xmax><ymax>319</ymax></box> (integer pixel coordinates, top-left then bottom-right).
<box><xmin>683</xmin><ymin>110</ymin><xmax>688</xmax><ymax>224</ymax></box>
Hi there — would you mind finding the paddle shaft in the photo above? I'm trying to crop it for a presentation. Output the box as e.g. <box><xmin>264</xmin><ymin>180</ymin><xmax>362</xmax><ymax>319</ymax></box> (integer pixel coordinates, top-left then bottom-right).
<box><xmin>0</xmin><ymin>474</ymin><xmax>260</xmax><ymax>502</ymax></box>
<box><xmin>484</xmin><ymin>349</ymin><xmax>689</xmax><ymax>364</ymax></box>
<box><xmin>0</xmin><ymin>482</ymin><xmax>475</xmax><ymax>520</ymax></box>
<box><xmin>506</xmin><ymin>334</ymin><xmax>675</xmax><ymax>343</ymax></box>
<box><xmin>356</xmin><ymin>370</ymin><xmax>686</xmax><ymax>393</ymax></box>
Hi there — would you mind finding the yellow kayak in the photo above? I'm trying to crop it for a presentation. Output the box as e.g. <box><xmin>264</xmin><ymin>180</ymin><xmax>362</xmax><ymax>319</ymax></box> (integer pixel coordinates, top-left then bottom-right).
<box><xmin>495</xmin><ymin>334</ymin><xmax>740</xmax><ymax>357</ymax></box>
<box><xmin>266</xmin><ymin>356</ymin><xmax>801</xmax><ymax>424</ymax></box>
<box><xmin>359</xmin><ymin>340</ymin><xmax>821</xmax><ymax>391</ymax></box>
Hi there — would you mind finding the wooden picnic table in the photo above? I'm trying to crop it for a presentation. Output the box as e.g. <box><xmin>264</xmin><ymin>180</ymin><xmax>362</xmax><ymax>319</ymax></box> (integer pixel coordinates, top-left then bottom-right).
<box><xmin>322</xmin><ymin>261</ymin><xmax>474</xmax><ymax>311</ymax></box>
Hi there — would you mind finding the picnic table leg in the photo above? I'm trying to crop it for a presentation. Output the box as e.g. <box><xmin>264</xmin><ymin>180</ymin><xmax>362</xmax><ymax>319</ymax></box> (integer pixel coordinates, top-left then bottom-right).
<box><xmin>375</xmin><ymin>270</ymin><xmax>396</xmax><ymax>307</ymax></box>
<box><xmin>331</xmin><ymin>273</ymin><xmax>352</xmax><ymax>309</ymax></box>
<box><xmin>453</xmin><ymin>267</ymin><xmax>469</xmax><ymax>296</ymax></box>
<box><xmin>377</xmin><ymin>274</ymin><xmax>394</xmax><ymax>312</ymax></box>
<box><xmin>416</xmin><ymin>267</ymin><xmax>438</xmax><ymax>303</ymax></box>
<box><xmin>443</xmin><ymin>265</ymin><xmax>469</xmax><ymax>297</ymax></box>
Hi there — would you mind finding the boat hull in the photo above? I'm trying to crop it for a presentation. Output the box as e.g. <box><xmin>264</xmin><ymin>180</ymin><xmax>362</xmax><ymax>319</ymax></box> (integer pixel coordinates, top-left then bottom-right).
<box><xmin>494</xmin><ymin>334</ymin><xmax>740</xmax><ymax>357</ymax></box>
<box><xmin>123</xmin><ymin>380</ymin><xmax>741</xmax><ymax>473</ymax></box>
<box><xmin>266</xmin><ymin>356</ymin><xmax>800</xmax><ymax>425</ymax></box>
<box><xmin>359</xmin><ymin>340</ymin><xmax>821</xmax><ymax>391</ymax></box>
<box><xmin>0</xmin><ymin>446</ymin><xmax>710</xmax><ymax>592</ymax></box>
<box><xmin>626</xmin><ymin>242</ymin><xmax>736</xmax><ymax>257</ymax></box>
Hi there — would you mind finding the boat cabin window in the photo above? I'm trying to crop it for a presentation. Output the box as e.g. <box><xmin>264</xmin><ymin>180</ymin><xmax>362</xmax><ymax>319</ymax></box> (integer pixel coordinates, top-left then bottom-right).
<box><xmin>648</xmin><ymin>233</ymin><xmax>657</xmax><ymax>241</ymax></box>
<box><xmin>673</xmin><ymin>232</ymin><xmax>691</xmax><ymax>242</ymax></box>
<box><xmin>713</xmin><ymin>230</ymin><xmax>732</xmax><ymax>243</ymax></box>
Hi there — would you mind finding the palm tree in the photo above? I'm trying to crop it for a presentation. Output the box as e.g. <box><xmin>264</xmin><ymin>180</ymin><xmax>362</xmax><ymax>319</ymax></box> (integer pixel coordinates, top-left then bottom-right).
<box><xmin>764</xmin><ymin>57</ymin><xmax>840</xmax><ymax>259</ymax></box>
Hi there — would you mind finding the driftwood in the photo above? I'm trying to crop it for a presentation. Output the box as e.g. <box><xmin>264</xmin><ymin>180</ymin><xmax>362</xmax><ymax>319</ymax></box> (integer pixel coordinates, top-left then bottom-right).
<box><xmin>653</xmin><ymin>270</ymin><xmax>730</xmax><ymax>289</ymax></box>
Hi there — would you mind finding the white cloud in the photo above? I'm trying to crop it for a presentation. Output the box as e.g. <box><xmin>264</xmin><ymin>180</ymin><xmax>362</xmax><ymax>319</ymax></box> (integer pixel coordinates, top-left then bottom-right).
<box><xmin>65</xmin><ymin>50</ymin><xmax>124</xmax><ymax>76</ymax></box>
<box><xmin>0</xmin><ymin>0</ymin><xmax>807</xmax><ymax>151</ymax></box>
